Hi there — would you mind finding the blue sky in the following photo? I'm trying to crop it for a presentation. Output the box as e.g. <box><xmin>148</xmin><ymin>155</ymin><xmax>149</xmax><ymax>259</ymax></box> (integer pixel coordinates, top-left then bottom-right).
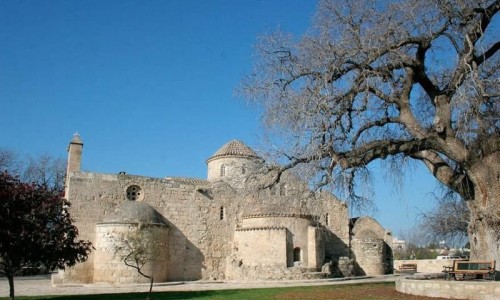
<box><xmin>0</xmin><ymin>0</ymin><xmax>441</xmax><ymax>237</ymax></box>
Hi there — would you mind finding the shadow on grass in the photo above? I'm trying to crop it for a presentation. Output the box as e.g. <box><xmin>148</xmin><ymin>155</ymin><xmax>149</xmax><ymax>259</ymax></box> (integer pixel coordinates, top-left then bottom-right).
<box><xmin>4</xmin><ymin>282</ymin><xmax>408</xmax><ymax>300</ymax></box>
<box><xmin>3</xmin><ymin>288</ymin><xmax>285</xmax><ymax>300</ymax></box>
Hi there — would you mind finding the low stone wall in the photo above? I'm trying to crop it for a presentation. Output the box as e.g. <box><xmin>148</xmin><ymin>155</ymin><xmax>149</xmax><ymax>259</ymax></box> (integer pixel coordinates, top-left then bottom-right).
<box><xmin>396</xmin><ymin>278</ymin><xmax>500</xmax><ymax>300</ymax></box>
<box><xmin>394</xmin><ymin>259</ymin><xmax>454</xmax><ymax>273</ymax></box>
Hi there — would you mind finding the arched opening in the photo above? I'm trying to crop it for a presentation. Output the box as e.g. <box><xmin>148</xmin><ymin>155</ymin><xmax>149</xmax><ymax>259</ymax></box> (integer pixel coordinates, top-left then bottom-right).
<box><xmin>293</xmin><ymin>247</ymin><xmax>301</xmax><ymax>262</ymax></box>
<box><xmin>220</xmin><ymin>164</ymin><xmax>226</xmax><ymax>177</ymax></box>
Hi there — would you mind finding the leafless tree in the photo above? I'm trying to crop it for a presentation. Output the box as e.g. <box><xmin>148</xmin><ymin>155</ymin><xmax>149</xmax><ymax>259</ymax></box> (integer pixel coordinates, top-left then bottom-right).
<box><xmin>242</xmin><ymin>0</ymin><xmax>499</xmax><ymax>262</ymax></box>
<box><xmin>0</xmin><ymin>149</ymin><xmax>21</xmax><ymax>175</ymax></box>
<box><xmin>419</xmin><ymin>191</ymin><xmax>469</xmax><ymax>246</ymax></box>
<box><xmin>113</xmin><ymin>229</ymin><xmax>163</xmax><ymax>297</ymax></box>
<box><xmin>0</xmin><ymin>148</ymin><xmax>65</xmax><ymax>191</ymax></box>
<box><xmin>22</xmin><ymin>154</ymin><xmax>66</xmax><ymax>191</ymax></box>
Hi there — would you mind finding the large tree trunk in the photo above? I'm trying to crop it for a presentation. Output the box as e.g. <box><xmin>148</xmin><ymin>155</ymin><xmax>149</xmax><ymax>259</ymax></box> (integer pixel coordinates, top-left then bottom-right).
<box><xmin>467</xmin><ymin>153</ymin><xmax>500</xmax><ymax>270</ymax></box>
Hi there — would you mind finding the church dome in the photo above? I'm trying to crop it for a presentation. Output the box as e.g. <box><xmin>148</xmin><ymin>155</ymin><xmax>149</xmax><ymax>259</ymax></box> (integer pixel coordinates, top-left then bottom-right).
<box><xmin>206</xmin><ymin>140</ymin><xmax>259</xmax><ymax>163</ymax></box>
<box><xmin>102</xmin><ymin>201</ymin><xmax>166</xmax><ymax>225</ymax></box>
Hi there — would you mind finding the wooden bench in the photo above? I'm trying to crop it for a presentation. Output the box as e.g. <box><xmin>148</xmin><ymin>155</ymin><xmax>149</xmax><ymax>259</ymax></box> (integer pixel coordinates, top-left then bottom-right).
<box><xmin>398</xmin><ymin>263</ymin><xmax>417</xmax><ymax>273</ymax></box>
<box><xmin>443</xmin><ymin>260</ymin><xmax>496</xmax><ymax>281</ymax></box>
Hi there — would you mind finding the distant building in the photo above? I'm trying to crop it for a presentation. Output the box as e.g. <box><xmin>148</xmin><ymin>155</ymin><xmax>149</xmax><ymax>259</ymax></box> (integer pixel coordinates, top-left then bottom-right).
<box><xmin>53</xmin><ymin>135</ymin><xmax>393</xmax><ymax>284</ymax></box>
<box><xmin>392</xmin><ymin>237</ymin><xmax>407</xmax><ymax>253</ymax></box>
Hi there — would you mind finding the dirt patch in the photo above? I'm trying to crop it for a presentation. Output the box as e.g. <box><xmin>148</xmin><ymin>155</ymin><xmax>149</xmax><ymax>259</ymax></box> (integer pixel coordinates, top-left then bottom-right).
<box><xmin>274</xmin><ymin>283</ymin><xmax>449</xmax><ymax>300</ymax></box>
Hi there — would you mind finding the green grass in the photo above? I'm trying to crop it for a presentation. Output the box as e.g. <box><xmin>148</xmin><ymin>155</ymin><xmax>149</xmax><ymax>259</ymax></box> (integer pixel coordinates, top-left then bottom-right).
<box><xmin>1</xmin><ymin>282</ymin><xmax>409</xmax><ymax>300</ymax></box>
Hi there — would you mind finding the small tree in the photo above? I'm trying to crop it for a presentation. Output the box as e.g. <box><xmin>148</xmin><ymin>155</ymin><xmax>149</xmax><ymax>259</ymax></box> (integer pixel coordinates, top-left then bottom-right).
<box><xmin>113</xmin><ymin>228</ymin><xmax>164</xmax><ymax>297</ymax></box>
<box><xmin>0</xmin><ymin>172</ymin><xmax>92</xmax><ymax>300</ymax></box>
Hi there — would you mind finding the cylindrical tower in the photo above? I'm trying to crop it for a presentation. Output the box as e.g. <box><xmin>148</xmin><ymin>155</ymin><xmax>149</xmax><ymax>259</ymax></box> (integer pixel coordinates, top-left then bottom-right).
<box><xmin>93</xmin><ymin>201</ymin><xmax>169</xmax><ymax>284</ymax></box>
<box><xmin>206</xmin><ymin>140</ymin><xmax>262</xmax><ymax>186</ymax></box>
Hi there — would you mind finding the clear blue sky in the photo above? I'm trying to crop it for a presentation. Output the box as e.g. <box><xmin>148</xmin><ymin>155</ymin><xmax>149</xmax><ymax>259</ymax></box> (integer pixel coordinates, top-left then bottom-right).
<box><xmin>0</xmin><ymin>0</ymin><xmax>441</xmax><ymax>237</ymax></box>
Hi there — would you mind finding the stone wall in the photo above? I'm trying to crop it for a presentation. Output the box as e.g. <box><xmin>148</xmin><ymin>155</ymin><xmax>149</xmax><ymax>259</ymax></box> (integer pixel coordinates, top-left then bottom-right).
<box><xmin>351</xmin><ymin>217</ymin><xmax>393</xmax><ymax>275</ymax></box>
<box><xmin>394</xmin><ymin>259</ymin><xmax>455</xmax><ymax>273</ymax></box>
<box><xmin>62</xmin><ymin>164</ymin><xmax>387</xmax><ymax>283</ymax></box>
<box><xmin>396</xmin><ymin>278</ymin><xmax>500</xmax><ymax>300</ymax></box>
<box><xmin>352</xmin><ymin>238</ymin><xmax>385</xmax><ymax>275</ymax></box>
<box><xmin>63</xmin><ymin>172</ymin><xmax>229</xmax><ymax>282</ymax></box>
<box><xmin>233</xmin><ymin>227</ymin><xmax>289</xmax><ymax>267</ymax></box>
<box><xmin>93</xmin><ymin>223</ymin><xmax>169</xmax><ymax>283</ymax></box>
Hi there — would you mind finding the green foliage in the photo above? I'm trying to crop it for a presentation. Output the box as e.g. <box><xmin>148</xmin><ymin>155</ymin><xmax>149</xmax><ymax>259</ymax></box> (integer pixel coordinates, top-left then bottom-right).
<box><xmin>393</xmin><ymin>243</ymin><xmax>438</xmax><ymax>260</ymax></box>
<box><xmin>0</xmin><ymin>172</ymin><xmax>92</xmax><ymax>299</ymax></box>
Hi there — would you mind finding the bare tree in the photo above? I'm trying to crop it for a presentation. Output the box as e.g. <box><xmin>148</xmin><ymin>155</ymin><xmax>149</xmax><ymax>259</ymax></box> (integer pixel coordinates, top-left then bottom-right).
<box><xmin>113</xmin><ymin>229</ymin><xmax>163</xmax><ymax>297</ymax></box>
<box><xmin>22</xmin><ymin>154</ymin><xmax>66</xmax><ymax>191</ymax></box>
<box><xmin>419</xmin><ymin>191</ymin><xmax>469</xmax><ymax>246</ymax></box>
<box><xmin>0</xmin><ymin>148</ymin><xmax>65</xmax><ymax>191</ymax></box>
<box><xmin>0</xmin><ymin>149</ymin><xmax>21</xmax><ymax>175</ymax></box>
<box><xmin>242</xmin><ymin>0</ymin><xmax>499</xmax><ymax>262</ymax></box>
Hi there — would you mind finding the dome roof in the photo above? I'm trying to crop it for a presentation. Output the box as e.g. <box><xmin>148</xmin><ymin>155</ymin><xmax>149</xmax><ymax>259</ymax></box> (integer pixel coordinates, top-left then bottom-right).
<box><xmin>206</xmin><ymin>140</ymin><xmax>259</xmax><ymax>163</ymax></box>
<box><xmin>102</xmin><ymin>201</ymin><xmax>166</xmax><ymax>225</ymax></box>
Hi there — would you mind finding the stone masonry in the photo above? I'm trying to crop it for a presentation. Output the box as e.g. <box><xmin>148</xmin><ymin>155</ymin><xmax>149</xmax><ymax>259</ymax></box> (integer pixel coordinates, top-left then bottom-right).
<box><xmin>54</xmin><ymin>135</ymin><xmax>393</xmax><ymax>284</ymax></box>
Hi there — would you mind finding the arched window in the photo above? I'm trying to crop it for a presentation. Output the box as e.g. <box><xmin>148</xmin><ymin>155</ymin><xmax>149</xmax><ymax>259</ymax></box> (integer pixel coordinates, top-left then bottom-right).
<box><xmin>293</xmin><ymin>247</ymin><xmax>301</xmax><ymax>262</ymax></box>
<box><xmin>325</xmin><ymin>213</ymin><xmax>329</xmax><ymax>226</ymax></box>
<box><xmin>242</xmin><ymin>164</ymin><xmax>246</xmax><ymax>175</ymax></box>
<box><xmin>220</xmin><ymin>164</ymin><xmax>226</xmax><ymax>177</ymax></box>
<box><xmin>220</xmin><ymin>206</ymin><xmax>225</xmax><ymax>220</ymax></box>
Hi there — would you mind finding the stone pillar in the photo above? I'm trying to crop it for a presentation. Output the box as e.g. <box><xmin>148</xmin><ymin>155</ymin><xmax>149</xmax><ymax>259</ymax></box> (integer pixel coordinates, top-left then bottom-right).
<box><xmin>67</xmin><ymin>133</ymin><xmax>83</xmax><ymax>175</ymax></box>
<box><xmin>307</xmin><ymin>226</ymin><xmax>325</xmax><ymax>269</ymax></box>
<box><xmin>65</xmin><ymin>133</ymin><xmax>83</xmax><ymax>198</ymax></box>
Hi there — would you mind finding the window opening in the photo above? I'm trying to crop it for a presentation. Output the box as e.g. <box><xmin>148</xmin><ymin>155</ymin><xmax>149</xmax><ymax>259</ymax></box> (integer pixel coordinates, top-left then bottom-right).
<box><xmin>242</xmin><ymin>164</ymin><xmax>246</xmax><ymax>175</ymax></box>
<box><xmin>220</xmin><ymin>206</ymin><xmax>225</xmax><ymax>220</ymax></box>
<box><xmin>325</xmin><ymin>213</ymin><xmax>329</xmax><ymax>226</ymax></box>
<box><xmin>293</xmin><ymin>247</ymin><xmax>301</xmax><ymax>262</ymax></box>
<box><xmin>126</xmin><ymin>185</ymin><xmax>143</xmax><ymax>201</ymax></box>
<box><xmin>220</xmin><ymin>164</ymin><xmax>226</xmax><ymax>177</ymax></box>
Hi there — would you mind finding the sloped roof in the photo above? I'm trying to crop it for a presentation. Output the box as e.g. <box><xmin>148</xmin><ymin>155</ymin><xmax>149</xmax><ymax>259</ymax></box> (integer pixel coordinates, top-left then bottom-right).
<box><xmin>206</xmin><ymin>140</ymin><xmax>259</xmax><ymax>163</ymax></box>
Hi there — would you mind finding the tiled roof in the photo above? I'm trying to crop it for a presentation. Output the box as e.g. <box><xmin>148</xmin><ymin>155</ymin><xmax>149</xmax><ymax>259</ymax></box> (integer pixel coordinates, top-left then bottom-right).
<box><xmin>164</xmin><ymin>177</ymin><xmax>210</xmax><ymax>186</ymax></box>
<box><xmin>207</xmin><ymin>140</ymin><xmax>259</xmax><ymax>162</ymax></box>
<box><xmin>242</xmin><ymin>200</ymin><xmax>317</xmax><ymax>220</ymax></box>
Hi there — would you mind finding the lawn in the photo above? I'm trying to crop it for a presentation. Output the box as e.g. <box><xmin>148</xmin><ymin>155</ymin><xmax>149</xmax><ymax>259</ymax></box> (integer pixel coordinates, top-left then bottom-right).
<box><xmin>2</xmin><ymin>282</ymin><xmax>448</xmax><ymax>300</ymax></box>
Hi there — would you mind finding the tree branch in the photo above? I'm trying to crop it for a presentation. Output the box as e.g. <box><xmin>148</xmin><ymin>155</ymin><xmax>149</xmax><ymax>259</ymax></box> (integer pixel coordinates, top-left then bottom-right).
<box><xmin>411</xmin><ymin>150</ymin><xmax>474</xmax><ymax>199</ymax></box>
<box><xmin>475</xmin><ymin>41</ymin><xmax>500</xmax><ymax>67</ymax></box>
<box><xmin>352</xmin><ymin>117</ymin><xmax>402</xmax><ymax>146</ymax></box>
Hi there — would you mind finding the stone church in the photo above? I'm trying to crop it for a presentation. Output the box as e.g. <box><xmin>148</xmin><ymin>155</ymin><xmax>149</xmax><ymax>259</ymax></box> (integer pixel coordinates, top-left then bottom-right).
<box><xmin>53</xmin><ymin>135</ymin><xmax>393</xmax><ymax>284</ymax></box>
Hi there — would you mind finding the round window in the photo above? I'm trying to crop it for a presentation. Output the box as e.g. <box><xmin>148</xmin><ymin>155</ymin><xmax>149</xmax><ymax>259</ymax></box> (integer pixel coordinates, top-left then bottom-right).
<box><xmin>126</xmin><ymin>185</ymin><xmax>143</xmax><ymax>201</ymax></box>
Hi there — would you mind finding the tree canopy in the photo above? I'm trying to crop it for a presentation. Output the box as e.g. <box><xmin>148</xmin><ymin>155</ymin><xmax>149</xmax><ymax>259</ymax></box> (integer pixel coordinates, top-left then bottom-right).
<box><xmin>243</xmin><ymin>0</ymin><xmax>499</xmax><ymax>261</ymax></box>
<box><xmin>0</xmin><ymin>172</ymin><xmax>91</xmax><ymax>299</ymax></box>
